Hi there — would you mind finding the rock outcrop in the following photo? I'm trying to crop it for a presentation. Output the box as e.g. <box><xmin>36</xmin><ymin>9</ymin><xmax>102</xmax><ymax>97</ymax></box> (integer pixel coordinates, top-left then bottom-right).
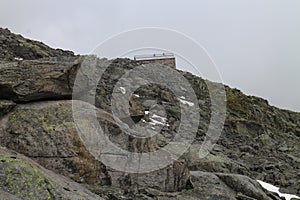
<box><xmin>0</xmin><ymin>58</ymin><xmax>80</xmax><ymax>102</ymax></box>
<box><xmin>0</xmin><ymin>100</ymin><xmax>190</xmax><ymax>194</ymax></box>
<box><xmin>0</xmin><ymin>28</ymin><xmax>299</xmax><ymax>199</ymax></box>
<box><xmin>93</xmin><ymin>57</ymin><xmax>300</xmax><ymax>195</ymax></box>
<box><xmin>0</xmin><ymin>28</ymin><xmax>74</xmax><ymax>61</ymax></box>
<box><xmin>0</xmin><ymin>146</ymin><xmax>103</xmax><ymax>200</ymax></box>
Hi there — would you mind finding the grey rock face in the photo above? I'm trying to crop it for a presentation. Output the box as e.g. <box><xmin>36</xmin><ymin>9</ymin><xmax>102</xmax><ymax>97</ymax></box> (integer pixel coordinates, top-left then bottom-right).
<box><xmin>0</xmin><ymin>146</ymin><xmax>103</xmax><ymax>200</ymax></box>
<box><xmin>0</xmin><ymin>100</ymin><xmax>190</xmax><ymax>194</ymax></box>
<box><xmin>0</xmin><ymin>100</ymin><xmax>112</xmax><ymax>186</ymax></box>
<box><xmin>0</xmin><ymin>28</ymin><xmax>299</xmax><ymax>199</ymax></box>
<box><xmin>0</xmin><ymin>58</ymin><xmax>80</xmax><ymax>102</ymax></box>
<box><xmin>0</xmin><ymin>27</ymin><xmax>74</xmax><ymax>61</ymax></box>
<box><xmin>93</xmin><ymin>57</ymin><xmax>300</xmax><ymax>195</ymax></box>
<box><xmin>0</xmin><ymin>100</ymin><xmax>16</xmax><ymax>118</ymax></box>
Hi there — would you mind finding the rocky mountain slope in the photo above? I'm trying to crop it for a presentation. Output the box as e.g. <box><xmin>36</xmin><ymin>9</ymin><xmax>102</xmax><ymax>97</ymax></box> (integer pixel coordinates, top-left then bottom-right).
<box><xmin>0</xmin><ymin>28</ymin><xmax>299</xmax><ymax>199</ymax></box>
<box><xmin>0</xmin><ymin>28</ymin><xmax>74</xmax><ymax>61</ymax></box>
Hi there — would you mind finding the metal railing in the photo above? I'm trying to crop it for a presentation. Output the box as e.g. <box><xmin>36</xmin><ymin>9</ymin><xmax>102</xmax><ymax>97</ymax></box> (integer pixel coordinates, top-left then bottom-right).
<box><xmin>134</xmin><ymin>53</ymin><xmax>175</xmax><ymax>61</ymax></box>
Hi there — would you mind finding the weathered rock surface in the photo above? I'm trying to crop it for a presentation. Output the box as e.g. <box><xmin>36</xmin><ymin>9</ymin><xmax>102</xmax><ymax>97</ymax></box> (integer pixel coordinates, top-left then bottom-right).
<box><xmin>110</xmin><ymin>171</ymin><xmax>281</xmax><ymax>200</ymax></box>
<box><xmin>0</xmin><ymin>100</ymin><xmax>110</xmax><ymax>186</ymax></box>
<box><xmin>0</xmin><ymin>146</ymin><xmax>103</xmax><ymax>199</ymax></box>
<box><xmin>181</xmin><ymin>144</ymin><xmax>250</xmax><ymax>175</ymax></box>
<box><xmin>186</xmin><ymin>171</ymin><xmax>274</xmax><ymax>200</ymax></box>
<box><xmin>0</xmin><ymin>189</ymin><xmax>21</xmax><ymax>200</ymax></box>
<box><xmin>0</xmin><ymin>58</ymin><xmax>81</xmax><ymax>102</ymax></box>
<box><xmin>222</xmin><ymin>89</ymin><xmax>300</xmax><ymax>194</ymax></box>
<box><xmin>0</xmin><ymin>28</ymin><xmax>299</xmax><ymax>199</ymax></box>
<box><xmin>91</xmin><ymin>57</ymin><xmax>300</xmax><ymax>195</ymax></box>
<box><xmin>0</xmin><ymin>100</ymin><xmax>190</xmax><ymax>194</ymax></box>
<box><xmin>0</xmin><ymin>28</ymin><xmax>74</xmax><ymax>61</ymax></box>
<box><xmin>0</xmin><ymin>100</ymin><xmax>16</xmax><ymax>118</ymax></box>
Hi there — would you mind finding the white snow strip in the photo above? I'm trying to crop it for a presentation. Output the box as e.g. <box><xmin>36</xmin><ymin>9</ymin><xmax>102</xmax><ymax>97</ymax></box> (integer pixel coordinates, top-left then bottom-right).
<box><xmin>257</xmin><ymin>180</ymin><xmax>300</xmax><ymax>200</ymax></box>
<box><xmin>14</xmin><ymin>57</ymin><xmax>23</xmax><ymax>61</ymax></box>
<box><xmin>149</xmin><ymin>118</ymin><xmax>170</xmax><ymax>127</ymax></box>
<box><xmin>144</xmin><ymin>112</ymin><xmax>170</xmax><ymax>127</ymax></box>
<box><xmin>119</xmin><ymin>87</ymin><xmax>126</xmax><ymax>94</ymax></box>
<box><xmin>180</xmin><ymin>96</ymin><xmax>186</xmax><ymax>100</ymax></box>
<box><xmin>149</xmin><ymin>118</ymin><xmax>165</xmax><ymax>126</ymax></box>
<box><xmin>151</xmin><ymin>114</ymin><xmax>167</xmax><ymax>123</ymax></box>
<box><xmin>133</xmin><ymin>94</ymin><xmax>140</xmax><ymax>98</ymax></box>
<box><xmin>179</xmin><ymin>99</ymin><xmax>194</xmax><ymax>106</ymax></box>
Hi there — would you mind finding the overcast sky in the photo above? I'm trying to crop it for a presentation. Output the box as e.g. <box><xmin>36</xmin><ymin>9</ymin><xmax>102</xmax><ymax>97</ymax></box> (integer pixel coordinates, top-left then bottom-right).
<box><xmin>1</xmin><ymin>0</ymin><xmax>299</xmax><ymax>111</ymax></box>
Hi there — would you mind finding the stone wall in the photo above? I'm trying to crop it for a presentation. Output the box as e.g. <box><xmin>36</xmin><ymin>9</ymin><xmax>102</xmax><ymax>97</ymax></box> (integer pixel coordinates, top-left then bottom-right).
<box><xmin>137</xmin><ymin>57</ymin><xmax>176</xmax><ymax>68</ymax></box>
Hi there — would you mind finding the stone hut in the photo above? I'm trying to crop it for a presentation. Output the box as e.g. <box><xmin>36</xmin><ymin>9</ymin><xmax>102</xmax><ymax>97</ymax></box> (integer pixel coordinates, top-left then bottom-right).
<box><xmin>134</xmin><ymin>53</ymin><xmax>176</xmax><ymax>69</ymax></box>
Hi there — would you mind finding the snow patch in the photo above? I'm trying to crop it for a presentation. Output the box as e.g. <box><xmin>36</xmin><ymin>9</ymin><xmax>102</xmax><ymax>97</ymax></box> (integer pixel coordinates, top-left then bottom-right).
<box><xmin>257</xmin><ymin>180</ymin><xmax>300</xmax><ymax>200</ymax></box>
<box><xmin>14</xmin><ymin>57</ymin><xmax>23</xmax><ymax>61</ymax></box>
<box><xmin>151</xmin><ymin>114</ymin><xmax>167</xmax><ymax>123</ymax></box>
<box><xmin>179</xmin><ymin>98</ymin><xmax>194</xmax><ymax>107</ymax></box>
<box><xmin>119</xmin><ymin>87</ymin><xmax>126</xmax><ymax>94</ymax></box>
<box><xmin>149</xmin><ymin>118</ymin><xmax>165</xmax><ymax>126</ymax></box>
<box><xmin>148</xmin><ymin>114</ymin><xmax>169</xmax><ymax>127</ymax></box>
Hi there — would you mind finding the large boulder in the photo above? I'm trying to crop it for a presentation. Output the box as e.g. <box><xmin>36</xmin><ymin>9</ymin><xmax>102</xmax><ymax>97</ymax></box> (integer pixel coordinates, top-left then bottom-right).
<box><xmin>0</xmin><ymin>58</ymin><xmax>80</xmax><ymax>102</ymax></box>
<box><xmin>141</xmin><ymin>171</ymin><xmax>280</xmax><ymax>200</ymax></box>
<box><xmin>176</xmin><ymin>171</ymin><xmax>281</xmax><ymax>200</ymax></box>
<box><xmin>181</xmin><ymin>144</ymin><xmax>250</xmax><ymax>175</ymax></box>
<box><xmin>0</xmin><ymin>100</ymin><xmax>110</xmax><ymax>186</ymax></box>
<box><xmin>0</xmin><ymin>146</ymin><xmax>103</xmax><ymax>200</ymax></box>
<box><xmin>0</xmin><ymin>100</ymin><xmax>190</xmax><ymax>194</ymax></box>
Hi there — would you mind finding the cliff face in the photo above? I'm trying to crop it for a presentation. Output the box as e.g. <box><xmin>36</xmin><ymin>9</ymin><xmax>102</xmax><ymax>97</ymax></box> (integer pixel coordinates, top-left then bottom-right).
<box><xmin>0</xmin><ymin>28</ymin><xmax>299</xmax><ymax>199</ymax></box>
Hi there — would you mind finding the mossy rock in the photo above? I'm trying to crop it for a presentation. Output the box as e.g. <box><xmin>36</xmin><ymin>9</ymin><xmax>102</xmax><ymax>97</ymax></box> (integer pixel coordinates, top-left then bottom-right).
<box><xmin>0</xmin><ymin>154</ymin><xmax>54</xmax><ymax>199</ymax></box>
<box><xmin>0</xmin><ymin>146</ymin><xmax>102</xmax><ymax>200</ymax></box>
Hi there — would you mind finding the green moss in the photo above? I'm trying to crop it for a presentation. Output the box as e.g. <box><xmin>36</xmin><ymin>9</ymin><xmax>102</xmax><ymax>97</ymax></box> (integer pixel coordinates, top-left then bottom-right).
<box><xmin>8</xmin><ymin>113</ymin><xmax>22</xmax><ymax>129</ymax></box>
<box><xmin>166</xmin><ymin>106</ymin><xmax>181</xmax><ymax>119</ymax></box>
<box><xmin>10</xmin><ymin>114</ymin><xmax>17</xmax><ymax>121</ymax></box>
<box><xmin>18</xmin><ymin>39</ymin><xmax>50</xmax><ymax>57</ymax></box>
<box><xmin>8</xmin><ymin>107</ymin><xmax>71</xmax><ymax>135</ymax></box>
<box><xmin>286</xmin><ymin>121</ymin><xmax>297</xmax><ymax>129</ymax></box>
<box><xmin>38</xmin><ymin>116</ymin><xmax>47</xmax><ymax>123</ymax></box>
<box><xmin>227</xmin><ymin>94</ymin><xmax>251</xmax><ymax>116</ymax></box>
<box><xmin>38</xmin><ymin>116</ymin><xmax>56</xmax><ymax>134</ymax></box>
<box><xmin>8</xmin><ymin>109</ymin><xmax>33</xmax><ymax>131</ymax></box>
<box><xmin>0</xmin><ymin>154</ymin><xmax>54</xmax><ymax>199</ymax></box>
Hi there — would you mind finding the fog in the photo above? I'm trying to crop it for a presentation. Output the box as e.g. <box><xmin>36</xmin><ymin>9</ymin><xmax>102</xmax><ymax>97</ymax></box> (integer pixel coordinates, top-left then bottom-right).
<box><xmin>1</xmin><ymin>0</ymin><xmax>299</xmax><ymax>111</ymax></box>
